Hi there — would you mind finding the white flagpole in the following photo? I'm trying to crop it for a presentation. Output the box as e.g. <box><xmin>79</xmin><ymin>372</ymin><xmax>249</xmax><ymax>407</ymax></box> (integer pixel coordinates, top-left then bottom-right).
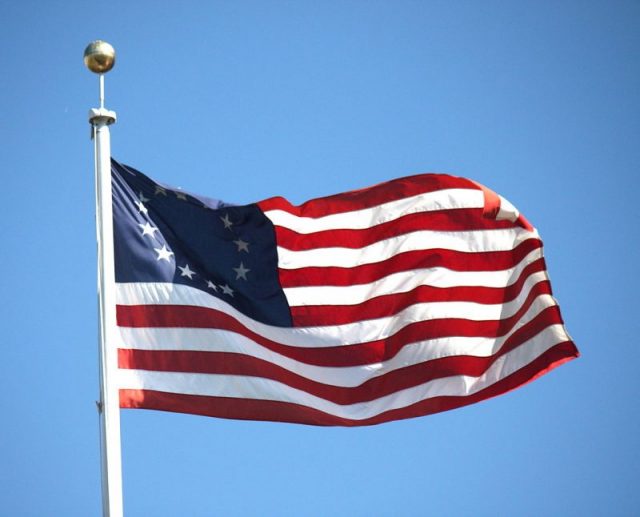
<box><xmin>85</xmin><ymin>41</ymin><xmax>123</xmax><ymax>517</ymax></box>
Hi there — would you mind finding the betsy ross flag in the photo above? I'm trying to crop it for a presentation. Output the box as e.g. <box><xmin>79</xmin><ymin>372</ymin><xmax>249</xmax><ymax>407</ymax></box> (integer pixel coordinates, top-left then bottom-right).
<box><xmin>113</xmin><ymin>159</ymin><xmax>578</xmax><ymax>426</ymax></box>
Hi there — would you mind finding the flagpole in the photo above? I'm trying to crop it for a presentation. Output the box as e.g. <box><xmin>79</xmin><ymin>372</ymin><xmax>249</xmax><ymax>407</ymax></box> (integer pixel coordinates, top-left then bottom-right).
<box><xmin>85</xmin><ymin>40</ymin><xmax>123</xmax><ymax>517</ymax></box>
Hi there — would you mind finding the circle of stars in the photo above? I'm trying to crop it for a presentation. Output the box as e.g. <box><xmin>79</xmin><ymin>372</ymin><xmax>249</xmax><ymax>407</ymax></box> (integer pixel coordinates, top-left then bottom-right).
<box><xmin>135</xmin><ymin>188</ymin><xmax>252</xmax><ymax>300</ymax></box>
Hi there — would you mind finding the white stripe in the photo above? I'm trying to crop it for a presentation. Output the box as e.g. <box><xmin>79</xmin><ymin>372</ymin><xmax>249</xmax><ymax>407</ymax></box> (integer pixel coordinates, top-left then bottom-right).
<box><xmin>119</xmin><ymin>298</ymin><xmax>566</xmax><ymax>387</ymax></box>
<box><xmin>283</xmin><ymin>248</ymin><xmax>544</xmax><ymax>307</ymax></box>
<box><xmin>116</xmin><ymin>282</ymin><xmax>558</xmax><ymax>348</ymax></box>
<box><xmin>276</xmin><ymin>228</ymin><xmax>538</xmax><ymax>269</ymax></box>
<box><xmin>285</xmin><ymin>269</ymin><xmax>549</xmax><ymax>322</ymax></box>
<box><xmin>117</xmin><ymin>324</ymin><xmax>568</xmax><ymax>420</ymax></box>
<box><xmin>497</xmin><ymin>195</ymin><xmax>520</xmax><ymax>222</ymax></box>
<box><xmin>264</xmin><ymin>188</ymin><xmax>484</xmax><ymax>234</ymax></box>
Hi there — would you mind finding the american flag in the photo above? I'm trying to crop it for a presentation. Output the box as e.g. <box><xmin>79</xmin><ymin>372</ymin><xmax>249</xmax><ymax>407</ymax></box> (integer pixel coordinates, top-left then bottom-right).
<box><xmin>113</xmin><ymin>160</ymin><xmax>578</xmax><ymax>426</ymax></box>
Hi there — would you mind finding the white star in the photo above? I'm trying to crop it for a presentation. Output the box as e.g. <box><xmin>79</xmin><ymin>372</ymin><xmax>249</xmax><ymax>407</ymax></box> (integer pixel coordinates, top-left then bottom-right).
<box><xmin>154</xmin><ymin>244</ymin><xmax>174</xmax><ymax>262</ymax></box>
<box><xmin>135</xmin><ymin>200</ymin><xmax>148</xmax><ymax>215</ymax></box>
<box><xmin>138</xmin><ymin>191</ymin><xmax>150</xmax><ymax>203</ymax></box>
<box><xmin>138</xmin><ymin>222</ymin><xmax>158</xmax><ymax>238</ymax></box>
<box><xmin>178</xmin><ymin>264</ymin><xmax>196</xmax><ymax>279</ymax></box>
<box><xmin>176</xmin><ymin>191</ymin><xmax>187</xmax><ymax>200</ymax></box>
<box><xmin>206</xmin><ymin>280</ymin><xmax>218</xmax><ymax>291</ymax></box>
<box><xmin>233</xmin><ymin>239</ymin><xmax>250</xmax><ymax>253</ymax></box>
<box><xmin>155</xmin><ymin>186</ymin><xmax>167</xmax><ymax>196</ymax></box>
<box><xmin>220</xmin><ymin>213</ymin><xmax>233</xmax><ymax>229</ymax></box>
<box><xmin>233</xmin><ymin>262</ymin><xmax>250</xmax><ymax>280</ymax></box>
<box><xmin>221</xmin><ymin>284</ymin><xmax>234</xmax><ymax>296</ymax></box>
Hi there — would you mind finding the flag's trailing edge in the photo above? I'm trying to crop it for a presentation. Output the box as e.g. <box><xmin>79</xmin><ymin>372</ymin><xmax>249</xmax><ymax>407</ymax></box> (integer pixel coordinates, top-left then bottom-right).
<box><xmin>113</xmin><ymin>159</ymin><xmax>578</xmax><ymax>426</ymax></box>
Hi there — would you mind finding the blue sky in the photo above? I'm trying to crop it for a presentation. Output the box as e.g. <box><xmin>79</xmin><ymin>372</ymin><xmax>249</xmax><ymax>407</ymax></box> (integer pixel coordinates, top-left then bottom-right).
<box><xmin>1</xmin><ymin>1</ymin><xmax>638</xmax><ymax>515</ymax></box>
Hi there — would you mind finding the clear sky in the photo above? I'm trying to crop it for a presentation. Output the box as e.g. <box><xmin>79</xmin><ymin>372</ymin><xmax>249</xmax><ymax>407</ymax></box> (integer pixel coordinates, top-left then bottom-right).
<box><xmin>1</xmin><ymin>1</ymin><xmax>638</xmax><ymax>515</ymax></box>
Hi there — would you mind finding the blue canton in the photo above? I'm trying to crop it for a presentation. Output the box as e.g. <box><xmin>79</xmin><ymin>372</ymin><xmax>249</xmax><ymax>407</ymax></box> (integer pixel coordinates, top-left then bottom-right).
<box><xmin>112</xmin><ymin>160</ymin><xmax>292</xmax><ymax>327</ymax></box>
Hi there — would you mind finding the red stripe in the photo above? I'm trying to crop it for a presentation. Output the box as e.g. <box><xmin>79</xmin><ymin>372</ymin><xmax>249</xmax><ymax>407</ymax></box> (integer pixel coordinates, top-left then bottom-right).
<box><xmin>272</xmin><ymin>208</ymin><xmax>518</xmax><ymax>252</ymax></box>
<box><xmin>279</xmin><ymin>239</ymin><xmax>543</xmax><ymax>288</ymax></box>
<box><xmin>119</xmin><ymin>341</ymin><xmax>578</xmax><ymax>426</ymax></box>
<box><xmin>118</xmin><ymin>308</ymin><xmax>569</xmax><ymax>405</ymax></box>
<box><xmin>284</xmin><ymin>257</ymin><xmax>548</xmax><ymax>316</ymax></box>
<box><xmin>257</xmin><ymin>174</ymin><xmax>479</xmax><ymax>217</ymax></box>
<box><xmin>289</xmin><ymin>260</ymin><xmax>549</xmax><ymax>327</ymax></box>
<box><xmin>116</xmin><ymin>294</ymin><xmax>562</xmax><ymax>367</ymax></box>
<box><xmin>279</xmin><ymin>239</ymin><xmax>543</xmax><ymax>289</ymax></box>
<box><xmin>469</xmin><ymin>179</ymin><xmax>533</xmax><ymax>231</ymax></box>
<box><xmin>469</xmin><ymin>179</ymin><xmax>501</xmax><ymax>219</ymax></box>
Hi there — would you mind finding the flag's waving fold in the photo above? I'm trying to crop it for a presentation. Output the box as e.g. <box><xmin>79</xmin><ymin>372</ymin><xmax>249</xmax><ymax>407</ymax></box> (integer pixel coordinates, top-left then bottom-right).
<box><xmin>113</xmin><ymin>160</ymin><xmax>578</xmax><ymax>426</ymax></box>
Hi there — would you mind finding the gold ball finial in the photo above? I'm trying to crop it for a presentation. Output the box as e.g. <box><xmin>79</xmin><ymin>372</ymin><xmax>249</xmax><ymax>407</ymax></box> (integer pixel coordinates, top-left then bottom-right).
<box><xmin>84</xmin><ymin>40</ymin><xmax>116</xmax><ymax>74</ymax></box>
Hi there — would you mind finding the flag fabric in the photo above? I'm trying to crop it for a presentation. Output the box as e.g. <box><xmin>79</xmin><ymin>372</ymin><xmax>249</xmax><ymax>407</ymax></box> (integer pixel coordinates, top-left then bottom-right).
<box><xmin>112</xmin><ymin>159</ymin><xmax>578</xmax><ymax>426</ymax></box>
